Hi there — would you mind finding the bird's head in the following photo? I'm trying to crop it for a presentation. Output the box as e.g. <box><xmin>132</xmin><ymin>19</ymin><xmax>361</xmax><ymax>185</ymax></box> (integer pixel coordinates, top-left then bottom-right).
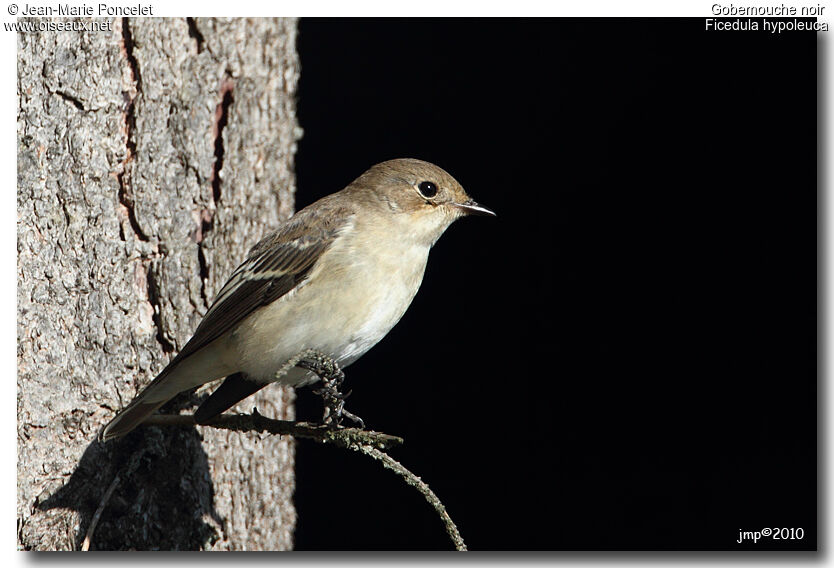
<box><xmin>351</xmin><ymin>158</ymin><xmax>495</xmax><ymax>246</ymax></box>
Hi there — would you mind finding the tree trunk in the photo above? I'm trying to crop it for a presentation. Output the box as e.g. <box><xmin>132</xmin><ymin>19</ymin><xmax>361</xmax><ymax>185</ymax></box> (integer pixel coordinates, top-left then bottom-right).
<box><xmin>17</xmin><ymin>17</ymin><xmax>300</xmax><ymax>550</ymax></box>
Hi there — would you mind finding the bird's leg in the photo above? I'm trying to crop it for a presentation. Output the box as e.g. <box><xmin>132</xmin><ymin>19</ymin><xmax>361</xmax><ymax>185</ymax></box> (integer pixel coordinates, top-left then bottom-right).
<box><xmin>294</xmin><ymin>349</ymin><xmax>365</xmax><ymax>429</ymax></box>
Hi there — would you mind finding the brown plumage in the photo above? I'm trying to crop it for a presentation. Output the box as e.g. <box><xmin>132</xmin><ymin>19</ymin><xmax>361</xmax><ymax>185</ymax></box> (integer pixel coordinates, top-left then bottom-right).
<box><xmin>101</xmin><ymin>159</ymin><xmax>494</xmax><ymax>441</ymax></box>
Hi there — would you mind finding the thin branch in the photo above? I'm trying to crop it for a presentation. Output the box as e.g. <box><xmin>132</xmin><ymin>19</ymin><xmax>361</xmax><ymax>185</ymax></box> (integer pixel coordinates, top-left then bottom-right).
<box><xmin>142</xmin><ymin>410</ymin><xmax>404</xmax><ymax>451</ymax></box>
<box><xmin>143</xmin><ymin>411</ymin><xmax>467</xmax><ymax>550</ymax></box>
<box><xmin>81</xmin><ymin>472</ymin><xmax>121</xmax><ymax>551</ymax></box>
<box><xmin>350</xmin><ymin>444</ymin><xmax>467</xmax><ymax>551</ymax></box>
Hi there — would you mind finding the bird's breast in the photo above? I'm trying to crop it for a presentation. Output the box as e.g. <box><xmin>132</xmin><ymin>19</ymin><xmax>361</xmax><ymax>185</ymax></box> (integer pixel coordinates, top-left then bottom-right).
<box><xmin>230</xmin><ymin>226</ymin><xmax>431</xmax><ymax>384</ymax></box>
<box><xmin>324</xmin><ymin>231</ymin><xmax>430</xmax><ymax>365</ymax></box>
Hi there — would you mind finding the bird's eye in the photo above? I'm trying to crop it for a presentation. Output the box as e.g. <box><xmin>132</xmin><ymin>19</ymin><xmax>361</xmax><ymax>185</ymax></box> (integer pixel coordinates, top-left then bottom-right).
<box><xmin>418</xmin><ymin>181</ymin><xmax>438</xmax><ymax>198</ymax></box>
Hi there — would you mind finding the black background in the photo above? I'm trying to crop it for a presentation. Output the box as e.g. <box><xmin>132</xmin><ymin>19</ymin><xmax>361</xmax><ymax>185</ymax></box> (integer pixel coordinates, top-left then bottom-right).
<box><xmin>291</xmin><ymin>18</ymin><xmax>817</xmax><ymax>551</ymax></box>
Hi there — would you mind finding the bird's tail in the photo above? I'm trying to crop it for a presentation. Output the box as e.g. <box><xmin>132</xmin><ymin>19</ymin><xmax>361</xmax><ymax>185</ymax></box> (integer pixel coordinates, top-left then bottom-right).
<box><xmin>100</xmin><ymin>345</ymin><xmax>234</xmax><ymax>441</ymax></box>
<box><xmin>99</xmin><ymin>369</ymin><xmax>181</xmax><ymax>441</ymax></box>
<box><xmin>99</xmin><ymin>398</ymin><xmax>167</xmax><ymax>441</ymax></box>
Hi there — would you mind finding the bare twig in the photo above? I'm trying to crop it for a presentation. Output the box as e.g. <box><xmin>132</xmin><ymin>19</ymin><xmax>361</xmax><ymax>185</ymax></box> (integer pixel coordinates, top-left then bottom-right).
<box><xmin>142</xmin><ymin>411</ymin><xmax>403</xmax><ymax>451</ymax></box>
<box><xmin>80</xmin><ymin>472</ymin><xmax>121</xmax><ymax>551</ymax></box>
<box><xmin>350</xmin><ymin>444</ymin><xmax>467</xmax><ymax>551</ymax></box>
<box><xmin>142</xmin><ymin>410</ymin><xmax>466</xmax><ymax>550</ymax></box>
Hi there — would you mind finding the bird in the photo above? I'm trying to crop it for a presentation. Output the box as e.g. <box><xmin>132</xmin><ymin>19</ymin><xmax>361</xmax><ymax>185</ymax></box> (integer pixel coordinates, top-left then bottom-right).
<box><xmin>100</xmin><ymin>158</ymin><xmax>495</xmax><ymax>441</ymax></box>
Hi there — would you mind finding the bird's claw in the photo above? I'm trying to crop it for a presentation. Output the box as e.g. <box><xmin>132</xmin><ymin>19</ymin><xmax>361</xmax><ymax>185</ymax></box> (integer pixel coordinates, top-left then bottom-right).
<box><xmin>297</xmin><ymin>350</ymin><xmax>365</xmax><ymax>429</ymax></box>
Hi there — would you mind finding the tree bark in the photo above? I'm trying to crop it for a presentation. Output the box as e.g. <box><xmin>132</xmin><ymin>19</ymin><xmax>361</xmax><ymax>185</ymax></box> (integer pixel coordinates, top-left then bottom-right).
<box><xmin>17</xmin><ymin>17</ymin><xmax>300</xmax><ymax>550</ymax></box>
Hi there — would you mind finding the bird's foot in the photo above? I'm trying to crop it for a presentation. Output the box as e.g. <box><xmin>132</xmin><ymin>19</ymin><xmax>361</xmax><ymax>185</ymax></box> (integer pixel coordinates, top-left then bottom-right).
<box><xmin>297</xmin><ymin>349</ymin><xmax>365</xmax><ymax>429</ymax></box>
<box><xmin>338</xmin><ymin>407</ymin><xmax>365</xmax><ymax>429</ymax></box>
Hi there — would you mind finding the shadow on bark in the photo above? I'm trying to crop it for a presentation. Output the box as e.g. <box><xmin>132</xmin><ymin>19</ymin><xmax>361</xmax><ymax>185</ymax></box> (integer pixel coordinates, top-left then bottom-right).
<box><xmin>36</xmin><ymin>399</ymin><xmax>222</xmax><ymax>551</ymax></box>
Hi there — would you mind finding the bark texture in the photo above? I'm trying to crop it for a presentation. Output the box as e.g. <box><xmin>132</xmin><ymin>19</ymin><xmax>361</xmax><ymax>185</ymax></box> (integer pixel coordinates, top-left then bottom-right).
<box><xmin>17</xmin><ymin>17</ymin><xmax>301</xmax><ymax>550</ymax></box>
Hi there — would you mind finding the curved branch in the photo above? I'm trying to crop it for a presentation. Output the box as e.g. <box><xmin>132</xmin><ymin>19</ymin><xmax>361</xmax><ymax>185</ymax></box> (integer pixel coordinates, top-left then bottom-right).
<box><xmin>349</xmin><ymin>443</ymin><xmax>467</xmax><ymax>551</ymax></box>
<box><xmin>141</xmin><ymin>411</ymin><xmax>467</xmax><ymax>550</ymax></box>
<box><xmin>142</xmin><ymin>410</ymin><xmax>403</xmax><ymax>450</ymax></box>
<box><xmin>80</xmin><ymin>472</ymin><xmax>121</xmax><ymax>551</ymax></box>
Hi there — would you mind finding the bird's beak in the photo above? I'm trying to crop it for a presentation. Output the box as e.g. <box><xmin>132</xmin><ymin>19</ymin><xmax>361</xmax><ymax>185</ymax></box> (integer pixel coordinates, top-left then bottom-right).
<box><xmin>452</xmin><ymin>199</ymin><xmax>496</xmax><ymax>217</ymax></box>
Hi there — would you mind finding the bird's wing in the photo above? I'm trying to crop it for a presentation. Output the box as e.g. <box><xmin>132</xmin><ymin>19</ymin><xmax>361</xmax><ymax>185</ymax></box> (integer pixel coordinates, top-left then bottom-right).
<box><xmin>165</xmin><ymin>204</ymin><xmax>353</xmax><ymax>369</ymax></box>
